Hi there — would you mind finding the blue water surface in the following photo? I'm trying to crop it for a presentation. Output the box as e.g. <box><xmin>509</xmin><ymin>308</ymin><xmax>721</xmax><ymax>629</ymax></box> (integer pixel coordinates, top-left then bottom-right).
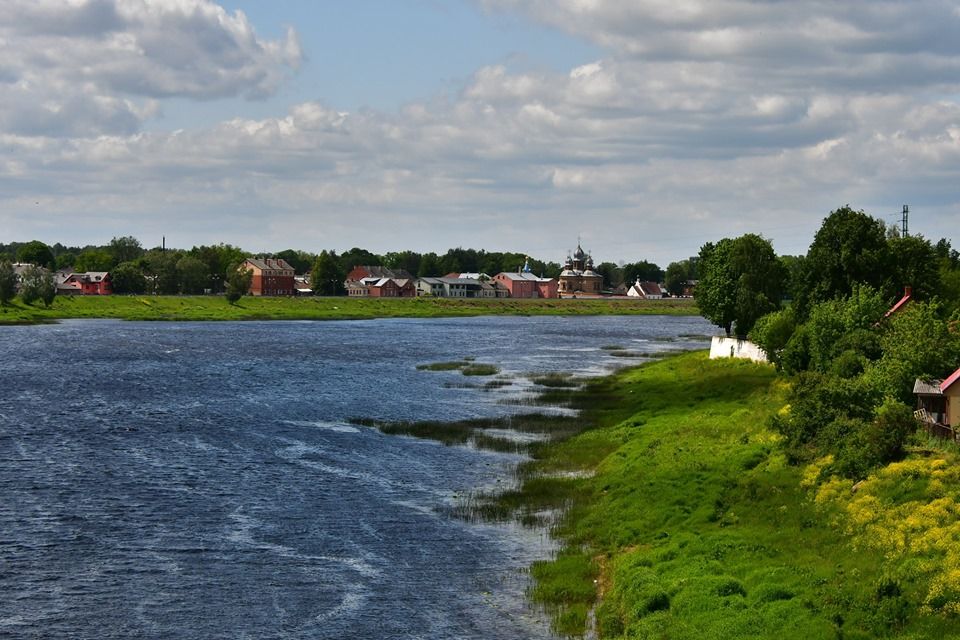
<box><xmin>0</xmin><ymin>315</ymin><xmax>715</xmax><ymax>639</ymax></box>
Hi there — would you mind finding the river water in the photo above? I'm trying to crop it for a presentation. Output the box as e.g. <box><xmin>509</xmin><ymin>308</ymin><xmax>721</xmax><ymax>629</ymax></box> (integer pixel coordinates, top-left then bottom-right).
<box><xmin>0</xmin><ymin>315</ymin><xmax>714</xmax><ymax>639</ymax></box>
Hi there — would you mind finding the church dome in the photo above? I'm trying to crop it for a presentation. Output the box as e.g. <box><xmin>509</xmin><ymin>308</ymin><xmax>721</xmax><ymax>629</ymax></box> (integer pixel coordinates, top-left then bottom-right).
<box><xmin>560</xmin><ymin>269</ymin><xmax>578</xmax><ymax>277</ymax></box>
<box><xmin>573</xmin><ymin>244</ymin><xmax>586</xmax><ymax>260</ymax></box>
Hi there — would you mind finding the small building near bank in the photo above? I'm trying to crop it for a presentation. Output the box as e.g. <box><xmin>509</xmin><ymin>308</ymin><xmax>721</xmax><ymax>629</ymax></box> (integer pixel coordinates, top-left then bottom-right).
<box><xmin>56</xmin><ymin>271</ymin><xmax>112</xmax><ymax>295</ymax></box>
<box><xmin>415</xmin><ymin>277</ymin><xmax>502</xmax><ymax>298</ymax></box>
<box><xmin>366</xmin><ymin>277</ymin><xmax>416</xmax><ymax>298</ymax></box>
<box><xmin>914</xmin><ymin>367</ymin><xmax>960</xmax><ymax>438</ymax></box>
<box><xmin>627</xmin><ymin>279</ymin><xmax>664</xmax><ymax>300</ymax></box>
<box><xmin>241</xmin><ymin>258</ymin><xmax>295</xmax><ymax>296</ymax></box>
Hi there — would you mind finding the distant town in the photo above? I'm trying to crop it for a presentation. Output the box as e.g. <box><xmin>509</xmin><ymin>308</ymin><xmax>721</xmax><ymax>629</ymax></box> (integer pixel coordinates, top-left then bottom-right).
<box><xmin>0</xmin><ymin>237</ymin><xmax>698</xmax><ymax>302</ymax></box>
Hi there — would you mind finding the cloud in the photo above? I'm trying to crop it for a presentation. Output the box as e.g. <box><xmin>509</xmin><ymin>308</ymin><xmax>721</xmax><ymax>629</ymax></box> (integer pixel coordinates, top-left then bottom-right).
<box><xmin>1</xmin><ymin>1</ymin><xmax>958</xmax><ymax>263</ymax></box>
<box><xmin>0</xmin><ymin>0</ymin><xmax>301</xmax><ymax>136</ymax></box>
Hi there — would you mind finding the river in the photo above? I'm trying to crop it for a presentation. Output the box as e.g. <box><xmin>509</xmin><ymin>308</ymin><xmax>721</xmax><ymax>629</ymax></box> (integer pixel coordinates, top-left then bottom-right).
<box><xmin>0</xmin><ymin>315</ymin><xmax>714</xmax><ymax>639</ymax></box>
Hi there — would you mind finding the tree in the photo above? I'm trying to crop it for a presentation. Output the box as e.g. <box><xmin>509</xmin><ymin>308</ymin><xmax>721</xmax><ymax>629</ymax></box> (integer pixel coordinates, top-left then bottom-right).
<box><xmin>189</xmin><ymin>244</ymin><xmax>246</xmax><ymax>292</ymax></box>
<box><xmin>111</xmin><ymin>262</ymin><xmax>147</xmax><ymax>295</ymax></box>
<box><xmin>864</xmin><ymin>301</ymin><xmax>960</xmax><ymax>402</ymax></box>
<box><xmin>622</xmin><ymin>260</ymin><xmax>664</xmax><ymax>285</ymax></box>
<box><xmin>886</xmin><ymin>234</ymin><xmax>941</xmax><ymax>301</ymax></box>
<box><xmin>664</xmin><ymin>260</ymin><xmax>692</xmax><ymax>296</ymax></box>
<box><xmin>109</xmin><ymin>236</ymin><xmax>144</xmax><ymax>266</ymax></box>
<box><xmin>74</xmin><ymin>249</ymin><xmax>113</xmax><ymax>273</ymax></box>
<box><xmin>275</xmin><ymin>249</ymin><xmax>314</xmax><ymax>274</ymax></box>
<box><xmin>16</xmin><ymin>240</ymin><xmax>55</xmax><ymax>269</ymax></box>
<box><xmin>143</xmin><ymin>250</ymin><xmax>180</xmax><ymax>294</ymax></box>
<box><xmin>19</xmin><ymin>266</ymin><xmax>56</xmax><ymax>307</ymax></box>
<box><xmin>225</xmin><ymin>263</ymin><xmax>253</xmax><ymax>303</ymax></box>
<box><xmin>312</xmin><ymin>250</ymin><xmax>346</xmax><ymax>296</ymax></box>
<box><xmin>695</xmin><ymin>234</ymin><xmax>784</xmax><ymax>336</ymax></box>
<box><xmin>595</xmin><ymin>262</ymin><xmax>622</xmax><ymax>290</ymax></box>
<box><xmin>177</xmin><ymin>256</ymin><xmax>210</xmax><ymax>294</ymax></box>
<box><xmin>799</xmin><ymin>206</ymin><xmax>889</xmax><ymax>316</ymax></box>
<box><xmin>0</xmin><ymin>259</ymin><xmax>17</xmax><ymax>305</ymax></box>
<box><xmin>339</xmin><ymin>247</ymin><xmax>382</xmax><ymax>274</ymax></box>
<box><xmin>749</xmin><ymin>308</ymin><xmax>797</xmax><ymax>370</ymax></box>
<box><xmin>383</xmin><ymin>251</ymin><xmax>422</xmax><ymax>276</ymax></box>
<box><xmin>417</xmin><ymin>252</ymin><xmax>440</xmax><ymax>277</ymax></box>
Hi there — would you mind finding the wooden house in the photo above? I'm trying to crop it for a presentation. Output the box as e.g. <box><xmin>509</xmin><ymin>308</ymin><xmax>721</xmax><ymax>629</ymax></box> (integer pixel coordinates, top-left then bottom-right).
<box><xmin>914</xmin><ymin>366</ymin><xmax>960</xmax><ymax>439</ymax></box>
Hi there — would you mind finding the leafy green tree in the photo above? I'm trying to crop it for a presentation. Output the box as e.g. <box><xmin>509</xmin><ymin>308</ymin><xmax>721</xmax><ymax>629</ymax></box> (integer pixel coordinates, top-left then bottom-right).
<box><xmin>225</xmin><ymin>263</ymin><xmax>253</xmax><ymax>303</ymax></box>
<box><xmin>696</xmin><ymin>234</ymin><xmax>784</xmax><ymax>336</ymax></box>
<box><xmin>864</xmin><ymin>301</ymin><xmax>960</xmax><ymax>402</ymax></box>
<box><xmin>16</xmin><ymin>240</ymin><xmax>55</xmax><ymax>269</ymax></box>
<box><xmin>110</xmin><ymin>262</ymin><xmax>147</xmax><ymax>294</ymax></box>
<box><xmin>144</xmin><ymin>250</ymin><xmax>180</xmax><ymax>295</ymax></box>
<box><xmin>19</xmin><ymin>266</ymin><xmax>56</xmax><ymax>307</ymax></box>
<box><xmin>417</xmin><ymin>252</ymin><xmax>440</xmax><ymax>277</ymax></box>
<box><xmin>0</xmin><ymin>259</ymin><xmax>17</xmax><ymax>305</ymax></box>
<box><xmin>886</xmin><ymin>234</ymin><xmax>941</xmax><ymax>301</ymax></box>
<box><xmin>177</xmin><ymin>256</ymin><xmax>210</xmax><ymax>294</ymax></box>
<box><xmin>275</xmin><ymin>249</ymin><xmax>314</xmax><ymax>274</ymax></box>
<box><xmin>73</xmin><ymin>249</ymin><xmax>113</xmax><ymax>273</ymax></box>
<box><xmin>55</xmin><ymin>252</ymin><xmax>77</xmax><ymax>270</ymax></box>
<box><xmin>664</xmin><ymin>260</ymin><xmax>692</xmax><ymax>296</ymax></box>
<box><xmin>189</xmin><ymin>244</ymin><xmax>246</xmax><ymax>292</ymax></box>
<box><xmin>384</xmin><ymin>251</ymin><xmax>422</xmax><ymax>276</ymax></box>
<box><xmin>312</xmin><ymin>250</ymin><xmax>346</xmax><ymax>295</ymax></box>
<box><xmin>803</xmin><ymin>286</ymin><xmax>887</xmax><ymax>374</ymax></box>
<box><xmin>748</xmin><ymin>308</ymin><xmax>797</xmax><ymax>370</ymax></box>
<box><xmin>798</xmin><ymin>206</ymin><xmax>889</xmax><ymax>316</ymax></box>
<box><xmin>622</xmin><ymin>260</ymin><xmax>663</xmax><ymax>285</ymax></box>
<box><xmin>595</xmin><ymin>262</ymin><xmax>622</xmax><ymax>290</ymax></box>
<box><xmin>108</xmin><ymin>236</ymin><xmax>144</xmax><ymax>266</ymax></box>
<box><xmin>339</xmin><ymin>247</ymin><xmax>382</xmax><ymax>274</ymax></box>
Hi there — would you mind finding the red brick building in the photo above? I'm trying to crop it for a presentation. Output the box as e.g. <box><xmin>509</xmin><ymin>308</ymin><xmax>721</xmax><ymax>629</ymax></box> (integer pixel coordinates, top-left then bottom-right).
<box><xmin>492</xmin><ymin>271</ymin><xmax>558</xmax><ymax>299</ymax></box>
<box><xmin>368</xmin><ymin>278</ymin><xmax>416</xmax><ymax>297</ymax></box>
<box><xmin>241</xmin><ymin>258</ymin><xmax>296</xmax><ymax>296</ymax></box>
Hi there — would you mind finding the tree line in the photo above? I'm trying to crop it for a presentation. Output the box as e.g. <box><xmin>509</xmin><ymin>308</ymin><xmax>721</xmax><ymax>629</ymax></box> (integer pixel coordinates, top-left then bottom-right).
<box><xmin>694</xmin><ymin>205</ymin><xmax>960</xmax><ymax>480</ymax></box>
<box><xmin>0</xmin><ymin>238</ymin><xmax>679</xmax><ymax>297</ymax></box>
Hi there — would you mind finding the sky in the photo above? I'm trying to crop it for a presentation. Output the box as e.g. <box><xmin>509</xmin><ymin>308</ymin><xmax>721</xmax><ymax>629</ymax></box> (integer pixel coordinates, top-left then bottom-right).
<box><xmin>2</xmin><ymin>0</ymin><xmax>958</xmax><ymax>266</ymax></box>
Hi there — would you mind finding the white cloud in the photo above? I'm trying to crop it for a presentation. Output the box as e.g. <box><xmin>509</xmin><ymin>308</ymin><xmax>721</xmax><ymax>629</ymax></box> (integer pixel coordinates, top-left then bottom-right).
<box><xmin>1</xmin><ymin>1</ymin><xmax>959</xmax><ymax>263</ymax></box>
<box><xmin>0</xmin><ymin>0</ymin><xmax>300</xmax><ymax>137</ymax></box>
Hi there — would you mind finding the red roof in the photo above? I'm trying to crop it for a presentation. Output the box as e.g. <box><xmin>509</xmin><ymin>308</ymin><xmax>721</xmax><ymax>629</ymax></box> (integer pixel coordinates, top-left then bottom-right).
<box><xmin>942</xmin><ymin>366</ymin><xmax>960</xmax><ymax>392</ymax></box>
<box><xmin>883</xmin><ymin>287</ymin><xmax>913</xmax><ymax>319</ymax></box>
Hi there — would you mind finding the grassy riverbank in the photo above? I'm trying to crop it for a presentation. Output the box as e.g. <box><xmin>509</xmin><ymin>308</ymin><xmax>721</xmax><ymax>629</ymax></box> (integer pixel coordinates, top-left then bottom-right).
<box><xmin>372</xmin><ymin>352</ymin><xmax>960</xmax><ymax>638</ymax></box>
<box><xmin>0</xmin><ymin>295</ymin><xmax>697</xmax><ymax>324</ymax></box>
<box><xmin>505</xmin><ymin>352</ymin><xmax>960</xmax><ymax>639</ymax></box>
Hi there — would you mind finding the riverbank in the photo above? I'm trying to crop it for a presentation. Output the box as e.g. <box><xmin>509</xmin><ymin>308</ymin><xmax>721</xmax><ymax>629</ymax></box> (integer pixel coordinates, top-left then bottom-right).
<box><xmin>513</xmin><ymin>351</ymin><xmax>960</xmax><ymax>638</ymax></box>
<box><xmin>378</xmin><ymin>351</ymin><xmax>960</xmax><ymax>638</ymax></box>
<box><xmin>0</xmin><ymin>295</ymin><xmax>698</xmax><ymax>325</ymax></box>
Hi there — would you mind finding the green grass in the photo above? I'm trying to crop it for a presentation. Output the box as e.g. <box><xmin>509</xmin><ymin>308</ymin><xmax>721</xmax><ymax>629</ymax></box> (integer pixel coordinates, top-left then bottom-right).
<box><xmin>0</xmin><ymin>295</ymin><xmax>699</xmax><ymax>325</ymax></box>
<box><xmin>482</xmin><ymin>352</ymin><xmax>960</xmax><ymax>639</ymax></box>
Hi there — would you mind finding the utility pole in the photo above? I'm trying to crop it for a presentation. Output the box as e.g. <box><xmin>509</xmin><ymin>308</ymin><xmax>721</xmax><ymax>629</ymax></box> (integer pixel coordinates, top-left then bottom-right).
<box><xmin>902</xmin><ymin>205</ymin><xmax>909</xmax><ymax>238</ymax></box>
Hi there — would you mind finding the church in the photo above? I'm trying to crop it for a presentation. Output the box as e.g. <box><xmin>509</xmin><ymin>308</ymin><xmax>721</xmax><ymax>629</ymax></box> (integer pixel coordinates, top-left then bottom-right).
<box><xmin>558</xmin><ymin>244</ymin><xmax>604</xmax><ymax>296</ymax></box>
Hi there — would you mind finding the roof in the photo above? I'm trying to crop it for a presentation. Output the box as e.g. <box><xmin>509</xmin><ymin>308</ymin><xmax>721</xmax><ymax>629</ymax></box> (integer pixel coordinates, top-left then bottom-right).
<box><xmin>914</xmin><ymin>378</ymin><xmax>944</xmax><ymax>395</ymax></box>
<box><xmin>352</xmin><ymin>266</ymin><xmax>413</xmax><ymax>280</ymax></box>
<box><xmin>244</xmin><ymin>258</ymin><xmax>294</xmax><ymax>272</ymax></box>
<box><xmin>942</xmin><ymin>367</ymin><xmax>960</xmax><ymax>392</ymax></box>
<box><xmin>497</xmin><ymin>272</ymin><xmax>554</xmax><ymax>283</ymax></box>
<box><xmin>632</xmin><ymin>281</ymin><xmax>663</xmax><ymax>296</ymax></box>
<box><xmin>883</xmin><ymin>287</ymin><xmax>913</xmax><ymax>319</ymax></box>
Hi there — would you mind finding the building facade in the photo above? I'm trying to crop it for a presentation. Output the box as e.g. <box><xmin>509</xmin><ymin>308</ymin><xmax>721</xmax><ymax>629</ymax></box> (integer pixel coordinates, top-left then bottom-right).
<box><xmin>241</xmin><ymin>258</ymin><xmax>296</xmax><ymax>296</ymax></box>
<box><xmin>492</xmin><ymin>261</ymin><xmax>558</xmax><ymax>299</ymax></box>
<box><xmin>558</xmin><ymin>245</ymin><xmax>603</xmax><ymax>296</ymax></box>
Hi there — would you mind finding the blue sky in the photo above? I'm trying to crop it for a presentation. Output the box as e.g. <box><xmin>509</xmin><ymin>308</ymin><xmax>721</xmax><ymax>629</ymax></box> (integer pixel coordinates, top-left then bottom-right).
<box><xmin>1</xmin><ymin>1</ymin><xmax>958</xmax><ymax>266</ymax></box>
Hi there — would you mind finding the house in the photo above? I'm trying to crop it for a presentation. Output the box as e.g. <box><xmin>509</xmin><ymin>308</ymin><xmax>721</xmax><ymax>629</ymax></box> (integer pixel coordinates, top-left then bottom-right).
<box><xmin>914</xmin><ymin>366</ymin><xmax>960</xmax><ymax>439</ymax></box>
<box><xmin>415</xmin><ymin>277</ymin><xmax>500</xmax><ymax>298</ymax></box>
<box><xmin>367</xmin><ymin>277</ymin><xmax>416</xmax><ymax>298</ymax></box>
<box><xmin>627</xmin><ymin>279</ymin><xmax>663</xmax><ymax>300</ymax></box>
<box><xmin>345</xmin><ymin>265</ymin><xmax>413</xmax><ymax>284</ymax></box>
<box><xmin>241</xmin><ymin>258</ymin><xmax>295</xmax><ymax>296</ymax></box>
<box><xmin>293</xmin><ymin>274</ymin><xmax>314</xmax><ymax>296</ymax></box>
<box><xmin>492</xmin><ymin>262</ymin><xmax>558</xmax><ymax>299</ymax></box>
<box><xmin>557</xmin><ymin>245</ymin><xmax>603</xmax><ymax>296</ymax></box>
<box><xmin>56</xmin><ymin>271</ymin><xmax>112</xmax><ymax>295</ymax></box>
<box><xmin>11</xmin><ymin>263</ymin><xmax>39</xmax><ymax>292</ymax></box>
<box><xmin>682</xmin><ymin>280</ymin><xmax>698</xmax><ymax>298</ymax></box>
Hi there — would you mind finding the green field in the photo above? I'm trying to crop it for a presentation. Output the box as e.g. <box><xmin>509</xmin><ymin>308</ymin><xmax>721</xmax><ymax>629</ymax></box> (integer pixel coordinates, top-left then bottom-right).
<box><xmin>0</xmin><ymin>295</ymin><xmax>697</xmax><ymax>324</ymax></box>
<box><xmin>486</xmin><ymin>352</ymin><xmax>960</xmax><ymax>639</ymax></box>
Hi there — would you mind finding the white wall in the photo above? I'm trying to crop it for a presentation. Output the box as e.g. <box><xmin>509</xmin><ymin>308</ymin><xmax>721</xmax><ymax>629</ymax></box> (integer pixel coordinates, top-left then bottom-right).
<box><xmin>709</xmin><ymin>337</ymin><xmax>769</xmax><ymax>364</ymax></box>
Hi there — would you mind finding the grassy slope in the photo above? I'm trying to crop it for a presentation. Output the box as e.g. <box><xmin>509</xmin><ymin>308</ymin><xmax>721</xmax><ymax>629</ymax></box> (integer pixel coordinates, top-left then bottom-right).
<box><xmin>520</xmin><ymin>352</ymin><xmax>960</xmax><ymax>639</ymax></box>
<box><xmin>0</xmin><ymin>295</ymin><xmax>697</xmax><ymax>324</ymax></box>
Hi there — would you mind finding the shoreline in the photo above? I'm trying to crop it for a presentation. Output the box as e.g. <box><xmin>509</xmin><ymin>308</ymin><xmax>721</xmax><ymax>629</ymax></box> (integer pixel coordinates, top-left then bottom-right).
<box><xmin>0</xmin><ymin>295</ymin><xmax>699</xmax><ymax>326</ymax></box>
<box><xmin>373</xmin><ymin>351</ymin><xmax>960</xmax><ymax>639</ymax></box>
